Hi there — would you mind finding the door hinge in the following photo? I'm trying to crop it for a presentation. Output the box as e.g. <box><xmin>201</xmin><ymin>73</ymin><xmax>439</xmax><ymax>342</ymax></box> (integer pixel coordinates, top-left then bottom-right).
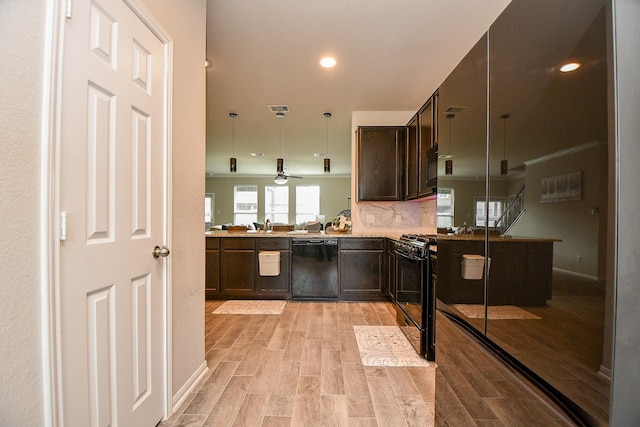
<box><xmin>65</xmin><ymin>0</ymin><xmax>73</xmax><ymax>19</ymax></box>
<box><xmin>60</xmin><ymin>211</ymin><xmax>67</xmax><ymax>241</ymax></box>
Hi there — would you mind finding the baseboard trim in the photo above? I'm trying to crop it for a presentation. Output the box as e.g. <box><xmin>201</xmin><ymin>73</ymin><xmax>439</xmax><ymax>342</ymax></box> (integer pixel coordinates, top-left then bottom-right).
<box><xmin>171</xmin><ymin>361</ymin><xmax>209</xmax><ymax>415</ymax></box>
<box><xmin>598</xmin><ymin>365</ymin><xmax>612</xmax><ymax>382</ymax></box>
<box><xmin>553</xmin><ymin>267</ymin><xmax>598</xmax><ymax>282</ymax></box>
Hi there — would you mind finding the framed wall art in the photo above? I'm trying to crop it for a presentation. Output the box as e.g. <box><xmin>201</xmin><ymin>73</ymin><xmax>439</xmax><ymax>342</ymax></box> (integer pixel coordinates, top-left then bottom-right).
<box><xmin>540</xmin><ymin>171</ymin><xmax>582</xmax><ymax>203</ymax></box>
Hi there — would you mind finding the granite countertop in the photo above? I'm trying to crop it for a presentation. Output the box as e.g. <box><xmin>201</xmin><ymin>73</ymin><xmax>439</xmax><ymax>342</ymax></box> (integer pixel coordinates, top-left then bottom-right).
<box><xmin>205</xmin><ymin>230</ymin><xmax>402</xmax><ymax>240</ymax></box>
<box><xmin>436</xmin><ymin>234</ymin><xmax>561</xmax><ymax>242</ymax></box>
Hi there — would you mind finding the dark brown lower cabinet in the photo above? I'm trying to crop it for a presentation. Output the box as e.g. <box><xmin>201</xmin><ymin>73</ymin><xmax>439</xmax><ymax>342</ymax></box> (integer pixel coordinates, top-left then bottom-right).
<box><xmin>205</xmin><ymin>237</ymin><xmax>220</xmax><ymax>299</ymax></box>
<box><xmin>436</xmin><ymin>238</ymin><xmax>553</xmax><ymax>306</ymax></box>
<box><xmin>386</xmin><ymin>239</ymin><xmax>398</xmax><ymax>301</ymax></box>
<box><xmin>207</xmin><ymin>236</ymin><xmax>389</xmax><ymax>301</ymax></box>
<box><xmin>339</xmin><ymin>238</ymin><xmax>386</xmax><ymax>301</ymax></box>
<box><xmin>255</xmin><ymin>238</ymin><xmax>291</xmax><ymax>296</ymax></box>
<box><xmin>220</xmin><ymin>238</ymin><xmax>255</xmax><ymax>296</ymax></box>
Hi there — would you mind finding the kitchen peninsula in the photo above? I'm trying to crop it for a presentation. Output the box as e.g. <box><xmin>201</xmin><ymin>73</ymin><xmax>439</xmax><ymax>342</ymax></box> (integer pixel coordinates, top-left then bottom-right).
<box><xmin>205</xmin><ymin>231</ymin><xmax>392</xmax><ymax>302</ymax></box>
<box><xmin>436</xmin><ymin>234</ymin><xmax>559</xmax><ymax>306</ymax></box>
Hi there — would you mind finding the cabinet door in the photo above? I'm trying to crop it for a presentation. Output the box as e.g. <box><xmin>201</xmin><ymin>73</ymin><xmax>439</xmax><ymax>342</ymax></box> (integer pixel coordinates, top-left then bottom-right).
<box><xmin>256</xmin><ymin>250</ymin><xmax>291</xmax><ymax>295</ymax></box>
<box><xmin>418</xmin><ymin>97</ymin><xmax>435</xmax><ymax>198</ymax></box>
<box><xmin>406</xmin><ymin>115</ymin><xmax>419</xmax><ymax>200</ymax></box>
<box><xmin>205</xmin><ymin>238</ymin><xmax>220</xmax><ymax>299</ymax></box>
<box><xmin>205</xmin><ymin>249</ymin><xmax>220</xmax><ymax>299</ymax></box>
<box><xmin>221</xmin><ymin>250</ymin><xmax>255</xmax><ymax>295</ymax></box>
<box><xmin>357</xmin><ymin>126</ymin><xmax>405</xmax><ymax>201</ymax></box>
<box><xmin>340</xmin><ymin>251</ymin><xmax>385</xmax><ymax>300</ymax></box>
<box><xmin>386</xmin><ymin>240</ymin><xmax>398</xmax><ymax>301</ymax></box>
<box><xmin>220</xmin><ymin>238</ymin><xmax>256</xmax><ymax>295</ymax></box>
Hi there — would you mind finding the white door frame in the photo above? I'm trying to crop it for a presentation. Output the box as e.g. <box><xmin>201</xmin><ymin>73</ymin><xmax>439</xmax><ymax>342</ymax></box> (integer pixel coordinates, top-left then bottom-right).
<box><xmin>40</xmin><ymin>1</ymin><xmax>173</xmax><ymax>425</ymax></box>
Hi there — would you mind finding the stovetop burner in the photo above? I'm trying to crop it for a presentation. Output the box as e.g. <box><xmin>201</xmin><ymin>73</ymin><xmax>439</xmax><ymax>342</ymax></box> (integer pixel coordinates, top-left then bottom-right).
<box><xmin>396</xmin><ymin>234</ymin><xmax>437</xmax><ymax>259</ymax></box>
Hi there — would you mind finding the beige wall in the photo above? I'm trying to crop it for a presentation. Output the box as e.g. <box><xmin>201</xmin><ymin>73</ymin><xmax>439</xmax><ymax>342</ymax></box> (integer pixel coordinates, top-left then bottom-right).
<box><xmin>510</xmin><ymin>144</ymin><xmax>602</xmax><ymax>277</ymax></box>
<box><xmin>139</xmin><ymin>0</ymin><xmax>207</xmax><ymax>408</ymax></box>
<box><xmin>0</xmin><ymin>1</ymin><xmax>47</xmax><ymax>424</ymax></box>
<box><xmin>206</xmin><ymin>176</ymin><xmax>351</xmax><ymax>226</ymax></box>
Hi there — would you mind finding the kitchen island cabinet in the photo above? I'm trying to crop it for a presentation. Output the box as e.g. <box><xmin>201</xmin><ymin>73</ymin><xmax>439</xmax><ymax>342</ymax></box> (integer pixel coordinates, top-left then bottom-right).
<box><xmin>436</xmin><ymin>236</ymin><xmax>556</xmax><ymax>306</ymax></box>
<box><xmin>220</xmin><ymin>238</ymin><xmax>256</xmax><ymax>296</ymax></box>
<box><xmin>206</xmin><ymin>234</ymin><xmax>392</xmax><ymax>301</ymax></box>
<box><xmin>205</xmin><ymin>237</ymin><xmax>220</xmax><ymax>298</ymax></box>
<box><xmin>255</xmin><ymin>238</ymin><xmax>291</xmax><ymax>297</ymax></box>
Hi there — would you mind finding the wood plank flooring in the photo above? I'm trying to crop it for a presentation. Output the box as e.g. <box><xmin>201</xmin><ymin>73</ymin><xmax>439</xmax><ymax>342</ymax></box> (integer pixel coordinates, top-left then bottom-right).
<box><xmin>159</xmin><ymin>301</ymin><xmax>571</xmax><ymax>427</ymax></box>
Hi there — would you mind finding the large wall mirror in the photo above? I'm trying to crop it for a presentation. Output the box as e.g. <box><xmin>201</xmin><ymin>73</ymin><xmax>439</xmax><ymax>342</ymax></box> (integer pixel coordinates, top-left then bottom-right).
<box><xmin>437</xmin><ymin>0</ymin><xmax>610</xmax><ymax>423</ymax></box>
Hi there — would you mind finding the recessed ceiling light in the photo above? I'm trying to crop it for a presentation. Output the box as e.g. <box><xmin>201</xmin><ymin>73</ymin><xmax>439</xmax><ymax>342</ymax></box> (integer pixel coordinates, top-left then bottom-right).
<box><xmin>250</xmin><ymin>153</ymin><xmax>264</xmax><ymax>157</ymax></box>
<box><xmin>313</xmin><ymin>152</ymin><xmax>326</xmax><ymax>157</ymax></box>
<box><xmin>320</xmin><ymin>57</ymin><xmax>336</xmax><ymax>68</ymax></box>
<box><xmin>560</xmin><ymin>62</ymin><xmax>581</xmax><ymax>73</ymax></box>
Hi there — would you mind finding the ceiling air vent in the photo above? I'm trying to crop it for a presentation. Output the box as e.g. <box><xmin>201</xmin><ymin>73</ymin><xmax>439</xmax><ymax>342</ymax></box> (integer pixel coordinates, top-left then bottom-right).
<box><xmin>268</xmin><ymin>105</ymin><xmax>290</xmax><ymax>113</ymax></box>
<box><xmin>443</xmin><ymin>106</ymin><xmax>467</xmax><ymax>115</ymax></box>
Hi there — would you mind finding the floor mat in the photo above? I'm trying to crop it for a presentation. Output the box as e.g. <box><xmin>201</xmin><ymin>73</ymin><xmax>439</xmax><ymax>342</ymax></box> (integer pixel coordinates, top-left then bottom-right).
<box><xmin>213</xmin><ymin>300</ymin><xmax>287</xmax><ymax>315</ymax></box>
<box><xmin>453</xmin><ymin>304</ymin><xmax>541</xmax><ymax>320</ymax></box>
<box><xmin>353</xmin><ymin>325</ymin><xmax>430</xmax><ymax>367</ymax></box>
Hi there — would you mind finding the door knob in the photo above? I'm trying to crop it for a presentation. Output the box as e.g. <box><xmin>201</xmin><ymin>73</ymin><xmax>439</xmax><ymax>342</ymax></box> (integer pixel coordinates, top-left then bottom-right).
<box><xmin>152</xmin><ymin>245</ymin><xmax>170</xmax><ymax>258</ymax></box>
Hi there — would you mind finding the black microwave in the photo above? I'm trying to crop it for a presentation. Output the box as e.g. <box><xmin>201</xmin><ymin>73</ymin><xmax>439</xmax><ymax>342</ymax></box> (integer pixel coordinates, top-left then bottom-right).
<box><xmin>423</xmin><ymin>145</ymin><xmax>438</xmax><ymax>196</ymax></box>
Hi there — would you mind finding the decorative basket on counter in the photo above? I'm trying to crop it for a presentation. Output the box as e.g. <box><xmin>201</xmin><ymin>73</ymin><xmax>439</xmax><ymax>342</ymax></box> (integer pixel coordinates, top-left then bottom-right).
<box><xmin>331</xmin><ymin>212</ymin><xmax>352</xmax><ymax>233</ymax></box>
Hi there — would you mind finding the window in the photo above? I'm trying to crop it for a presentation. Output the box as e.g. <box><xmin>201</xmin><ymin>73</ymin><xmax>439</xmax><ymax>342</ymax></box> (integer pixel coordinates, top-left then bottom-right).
<box><xmin>205</xmin><ymin>193</ymin><xmax>214</xmax><ymax>228</ymax></box>
<box><xmin>234</xmin><ymin>185</ymin><xmax>258</xmax><ymax>224</ymax></box>
<box><xmin>475</xmin><ymin>198</ymin><xmax>504</xmax><ymax>227</ymax></box>
<box><xmin>437</xmin><ymin>188</ymin><xmax>454</xmax><ymax>228</ymax></box>
<box><xmin>265</xmin><ymin>186</ymin><xmax>289</xmax><ymax>224</ymax></box>
<box><xmin>295</xmin><ymin>185</ymin><xmax>320</xmax><ymax>224</ymax></box>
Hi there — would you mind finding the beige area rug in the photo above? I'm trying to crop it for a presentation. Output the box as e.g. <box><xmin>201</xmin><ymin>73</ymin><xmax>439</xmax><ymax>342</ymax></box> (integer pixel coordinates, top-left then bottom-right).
<box><xmin>213</xmin><ymin>300</ymin><xmax>287</xmax><ymax>315</ymax></box>
<box><xmin>353</xmin><ymin>326</ymin><xmax>430</xmax><ymax>367</ymax></box>
<box><xmin>453</xmin><ymin>304</ymin><xmax>541</xmax><ymax>320</ymax></box>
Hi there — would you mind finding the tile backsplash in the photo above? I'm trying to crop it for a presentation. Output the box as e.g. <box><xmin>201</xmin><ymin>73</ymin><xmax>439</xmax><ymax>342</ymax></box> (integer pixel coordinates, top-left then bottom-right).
<box><xmin>352</xmin><ymin>198</ymin><xmax>437</xmax><ymax>235</ymax></box>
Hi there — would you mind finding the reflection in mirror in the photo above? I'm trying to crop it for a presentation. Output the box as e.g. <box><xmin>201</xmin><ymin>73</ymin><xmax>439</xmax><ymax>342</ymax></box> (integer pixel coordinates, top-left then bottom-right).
<box><xmin>436</xmin><ymin>33</ymin><xmax>488</xmax><ymax>336</ymax></box>
<box><xmin>435</xmin><ymin>0</ymin><xmax>610</xmax><ymax>423</ymax></box>
<box><xmin>487</xmin><ymin>0</ymin><xmax>609</xmax><ymax>424</ymax></box>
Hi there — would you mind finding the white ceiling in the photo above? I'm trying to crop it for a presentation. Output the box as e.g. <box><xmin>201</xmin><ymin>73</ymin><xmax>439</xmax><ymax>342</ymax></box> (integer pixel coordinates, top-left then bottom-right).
<box><xmin>205</xmin><ymin>0</ymin><xmax>512</xmax><ymax>178</ymax></box>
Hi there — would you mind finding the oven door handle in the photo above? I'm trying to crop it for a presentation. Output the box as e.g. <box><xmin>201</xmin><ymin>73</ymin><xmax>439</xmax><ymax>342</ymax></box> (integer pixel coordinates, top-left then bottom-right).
<box><xmin>393</xmin><ymin>250</ymin><xmax>422</xmax><ymax>263</ymax></box>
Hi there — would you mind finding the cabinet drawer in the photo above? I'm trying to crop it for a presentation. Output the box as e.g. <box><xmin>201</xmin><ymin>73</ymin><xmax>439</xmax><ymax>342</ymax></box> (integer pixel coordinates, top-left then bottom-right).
<box><xmin>340</xmin><ymin>238</ymin><xmax>384</xmax><ymax>251</ymax></box>
<box><xmin>206</xmin><ymin>237</ymin><xmax>220</xmax><ymax>250</ymax></box>
<box><xmin>257</xmin><ymin>237</ymin><xmax>290</xmax><ymax>250</ymax></box>
<box><xmin>221</xmin><ymin>238</ymin><xmax>255</xmax><ymax>250</ymax></box>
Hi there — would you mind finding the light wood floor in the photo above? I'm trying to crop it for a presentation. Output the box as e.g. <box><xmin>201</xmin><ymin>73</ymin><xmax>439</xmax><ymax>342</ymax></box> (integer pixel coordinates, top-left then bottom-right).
<box><xmin>159</xmin><ymin>301</ymin><xmax>571</xmax><ymax>427</ymax></box>
<box><xmin>447</xmin><ymin>270</ymin><xmax>610</xmax><ymax>425</ymax></box>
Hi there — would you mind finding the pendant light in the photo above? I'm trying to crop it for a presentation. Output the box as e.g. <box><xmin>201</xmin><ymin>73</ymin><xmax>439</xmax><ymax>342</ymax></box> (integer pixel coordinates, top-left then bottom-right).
<box><xmin>229</xmin><ymin>112</ymin><xmax>237</xmax><ymax>172</ymax></box>
<box><xmin>275</xmin><ymin>113</ymin><xmax>287</xmax><ymax>184</ymax></box>
<box><xmin>500</xmin><ymin>114</ymin><xmax>510</xmax><ymax>176</ymax></box>
<box><xmin>445</xmin><ymin>114</ymin><xmax>454</xmax><ymax>175</ymax></box>
<box><xmin>323</xmin><ymin>112</ymin><xmax>331</xmax><ymax>173</ymax></box>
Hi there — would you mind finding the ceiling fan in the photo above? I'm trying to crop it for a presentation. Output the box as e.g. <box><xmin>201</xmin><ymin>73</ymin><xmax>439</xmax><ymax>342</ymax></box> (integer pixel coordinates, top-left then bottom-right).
<box><xmin>270</xmin><ymin>112</ymin><xmax>303</xmax><ymax>184</ymax></box>
<box><xmin>273</xmin><ymin>170</ymin><xmax>303</xmax><ymax>185</ymax></box>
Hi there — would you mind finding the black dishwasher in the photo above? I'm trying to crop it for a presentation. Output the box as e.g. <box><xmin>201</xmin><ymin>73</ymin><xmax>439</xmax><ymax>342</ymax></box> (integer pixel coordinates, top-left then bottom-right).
<box><xmin>291</xmin><ymin>239</ymin><xmax>339</xmax><ymax>300</ymax></box>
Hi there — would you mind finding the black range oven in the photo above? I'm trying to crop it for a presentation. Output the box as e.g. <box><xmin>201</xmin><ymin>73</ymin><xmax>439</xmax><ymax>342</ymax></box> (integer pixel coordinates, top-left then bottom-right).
<box><xmin>394</xmin><ymin>234</ymin><xmax>436</xmax><ymax>361</ymax></box>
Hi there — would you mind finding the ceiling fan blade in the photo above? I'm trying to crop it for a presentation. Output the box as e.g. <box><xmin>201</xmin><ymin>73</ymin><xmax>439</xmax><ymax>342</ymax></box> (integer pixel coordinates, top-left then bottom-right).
<box><xmin>288</xmin><ymin>174</ymin><xmax>303</xmax><ymax>179</ymax></box>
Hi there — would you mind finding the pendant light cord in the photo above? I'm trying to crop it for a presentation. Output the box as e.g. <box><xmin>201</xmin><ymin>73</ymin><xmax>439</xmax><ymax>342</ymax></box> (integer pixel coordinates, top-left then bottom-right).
<box><xmin>501</xmin><ymin>113</ymin><xmax>510</xmax><ymax>159</ymax></box>
<box><xmin>325</xmin><ymin>112</ymin><xmax>330</xmax><ymax>156</ymax></box>
<box><xmin>447</xmin><ymin>114</ymin><xmax>453</xmax><ymax>155</ymax></box>
<box><xmin>279</xmin><ymin>115</ymin><xmax>283</xmax><ymax>157</ymax></box>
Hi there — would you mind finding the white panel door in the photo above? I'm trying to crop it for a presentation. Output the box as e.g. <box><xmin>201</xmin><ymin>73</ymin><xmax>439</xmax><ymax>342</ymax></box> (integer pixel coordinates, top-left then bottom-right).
<box><xmin>59</xmin><ymin>0</ymin><xmax>168</xmax><ymax>425</ymax></box>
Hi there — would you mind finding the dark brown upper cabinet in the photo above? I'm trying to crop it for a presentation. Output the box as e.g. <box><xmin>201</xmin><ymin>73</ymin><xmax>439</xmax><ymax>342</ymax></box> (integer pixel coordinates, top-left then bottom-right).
<box><xmin>405</xmin><ymin>93</ymin><xmax>438</xmax><ymax>201</ymax></box>
<box><xmin>418</xmin><ymin>94</ymin><xmax>438</xmax><ymax>198</ymax></box>
<box><xmin>357</xmin><ymin>126</ymin><xmax>406</xmax><ymax>201</ymax></box>
<box><xmin>405</xmin><ymin>115</ymin><xmax>419</xmax><ymax>200</ymax></box>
